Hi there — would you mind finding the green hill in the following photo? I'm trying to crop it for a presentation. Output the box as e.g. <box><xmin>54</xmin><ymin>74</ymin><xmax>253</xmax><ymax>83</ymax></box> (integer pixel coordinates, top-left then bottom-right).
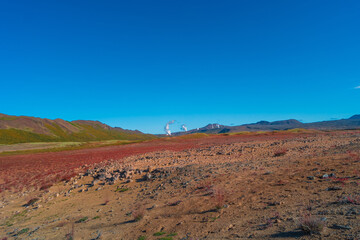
<box><xmin>0</xmin><ymin>113</ymin><xmax>156</xmax><ymax>144</ymax></box>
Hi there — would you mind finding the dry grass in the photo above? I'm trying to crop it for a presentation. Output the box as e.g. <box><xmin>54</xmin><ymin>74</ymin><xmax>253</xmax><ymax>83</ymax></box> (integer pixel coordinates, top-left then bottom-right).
<box><xmin>297</xmin><ymin>212</ymin><xmax>325</xmax><ymax>234</ymax></box>
<box><xmin>273</xmin><ymin>148</ymin><xmax>288</xmax><ymax>157</ymax></box>
<box><xmin>212</xmin><ymin>187</ymin><xmax>226</xmax><ymax>210</ymax></box>
<box><xmin>132</xmin><ymin>205</ymin><xmax>145</xmax><ymax>222</ymax></box>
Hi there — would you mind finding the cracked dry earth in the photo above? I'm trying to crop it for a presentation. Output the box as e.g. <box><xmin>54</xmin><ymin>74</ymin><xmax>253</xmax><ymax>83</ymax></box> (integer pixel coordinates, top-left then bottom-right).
<box><xmin>1</xmin><ymin>131</ymin><xmax>360</xmax><ymax>240</ymax></box>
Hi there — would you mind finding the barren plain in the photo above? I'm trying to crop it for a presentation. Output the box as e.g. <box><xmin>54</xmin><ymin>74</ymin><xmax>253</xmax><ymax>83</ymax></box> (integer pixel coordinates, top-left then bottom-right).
<box><xmin>1</xmin><ymin>131</ymin><xmax>360</xmax><ymax>239</ymax></box>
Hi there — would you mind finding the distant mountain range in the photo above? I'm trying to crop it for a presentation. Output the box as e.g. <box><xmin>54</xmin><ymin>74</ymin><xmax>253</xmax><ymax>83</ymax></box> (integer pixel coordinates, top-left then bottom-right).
<box><xmin>2</xmin><ymin>113</ymin><xmax>360</xmax><ymax>144</ymax></box>
<box><xmin>172</xmin><ymin>115</ymin><xmax>360</xmax><ymax>135</ymax></box>
<box><xmin>0</xmin><ymin>113</ymin><xmax>155</xmax><ymax>144</ymax></box>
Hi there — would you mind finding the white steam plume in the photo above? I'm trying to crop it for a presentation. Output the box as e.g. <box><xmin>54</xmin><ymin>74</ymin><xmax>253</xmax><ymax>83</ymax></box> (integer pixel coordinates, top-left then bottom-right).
<box><xmin>164</xmin><ymin>120</ymin><xmax>175</xmax><ymax>135</ymax></box>
<box><xmin>181</xmin><ymin>124</ymin><xmax>187</xmax><ymax>132</ymax></box>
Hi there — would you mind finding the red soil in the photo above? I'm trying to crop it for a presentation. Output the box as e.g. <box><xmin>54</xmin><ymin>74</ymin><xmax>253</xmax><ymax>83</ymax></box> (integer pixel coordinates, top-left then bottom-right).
<box><xmin>0</xmin><ymin>133</ymin><xmax>313</xmax><ymax>193</ymax></box>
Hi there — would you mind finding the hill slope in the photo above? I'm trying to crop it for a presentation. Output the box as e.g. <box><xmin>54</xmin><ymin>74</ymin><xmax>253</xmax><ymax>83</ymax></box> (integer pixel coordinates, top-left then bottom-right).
<box><xmin>173</xmin><ymin>115</ymin><xmax>360</xmax><ymax>135</ymax></box>
<box><xmin>0</xmin><ymin>113</ymin><xmax>155</xmax><ymax>144</ymax></box>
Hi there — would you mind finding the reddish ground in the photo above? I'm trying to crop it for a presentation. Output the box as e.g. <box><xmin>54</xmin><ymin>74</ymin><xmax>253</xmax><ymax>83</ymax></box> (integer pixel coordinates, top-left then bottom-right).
<box><xmin>1</xmin><ymin>130</ymin><xmax>360</xmax><ymax>239</ymax></box>
<box><xmin>0</xmin><ymin>132</ymin><xmax>306</xmax><ymax>193</ymax></box>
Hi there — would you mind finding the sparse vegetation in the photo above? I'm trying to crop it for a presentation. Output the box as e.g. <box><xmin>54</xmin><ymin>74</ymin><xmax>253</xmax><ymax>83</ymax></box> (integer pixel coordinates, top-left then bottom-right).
<box><xmin>153</xmin><ymin>231</ymin><xmax>166</xmax><ymax>236</ymax></box>
<box><xmin>75</xmin><ymin>217</ymin><xmax>88</xmax><ymax>223</ymax></box>
<box><xmin>115</xmin><ymin>187</ymin><xmax>129</xmax><ymax>192</ymax></box>
<box><xmin>0</xmin><ymin>129</ymin><xmax>54</xmax><ymax>144</ymax></box>
<box><xmin>2</xmin><ymin>130</ymin><xmax>360</xmax><ymax>239</ymax></box>
<box><xmin>273</xmin><ymin>148</ymin><xmax>288</xmax><ymax>157</ymax></box>
<box><xmin>0</xmin><ymin>140</ymin><xmax>141</xmax><ymax>156</ymax></box>
<box><xmin>285</xmin><ymin>128</ymin><xmax>314</xmax><ymax>133</ymax></box>
<box><xmin>132</xmin><ymin>206</ymin><xmax>145</xmax><ymax>222</ymax></box>
<box><xmin>24</xmin><ymin>197</ymin><xmax>39</xmax><ymax>207</ymax></box>
<box><xmin>212</xmin><ymin>187</ymin><xmax>226</xmax><ymax>210</ymax></box>
<box><xmin>3</xmin><ymin>210</ymin><xmax>28</xmax><ymax>227</ymax></box>
<box><xmin>0</xmin><ymin>115</ymin><xmax>156</xmax><ymax>145</ymax></box>
<box><xmin>0</xmin><ymin>116</ymin><xmax>19</xmax><ymax>121</ymax></box>
<box><xmin>167</xmin><ymin>233</ymin><xmax>178</xmax><ymax>237</ymax></box>
<box><xmin>176</xmin><ymin>133</ymin><xmax>209</xmax><ymax>139</ymax></box>
<box><xmin>297</xmin><ymin>212</ymin><xmax>325</xmax><ymax>234</ymax></box>
<box><xmin>17</xmin><ymin>228</ymin><xmax>29</xmax><ymax>235</ymax></box>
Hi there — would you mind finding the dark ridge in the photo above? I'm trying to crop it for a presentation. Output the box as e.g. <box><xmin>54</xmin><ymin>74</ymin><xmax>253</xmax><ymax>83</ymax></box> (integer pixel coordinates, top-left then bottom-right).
<box><xmin>349</xmin><ymin>115</ymin><xmax>360</xmax><ymax>120</ymax></box>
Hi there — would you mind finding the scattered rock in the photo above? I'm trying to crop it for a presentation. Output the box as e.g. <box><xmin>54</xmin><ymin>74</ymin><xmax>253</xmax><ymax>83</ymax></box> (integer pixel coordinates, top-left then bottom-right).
<box><xmin>329</xmin><ymin>173</ymin><xmax>336</xmax><ymax>178</ymax></box>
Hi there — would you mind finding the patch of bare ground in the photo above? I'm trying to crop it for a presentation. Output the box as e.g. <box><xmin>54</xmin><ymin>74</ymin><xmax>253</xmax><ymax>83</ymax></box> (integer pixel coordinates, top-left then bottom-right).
<box><xmin>1</xmin><ymin>131</ymin><xmax>360</xmax><ymax>239</ymax></box>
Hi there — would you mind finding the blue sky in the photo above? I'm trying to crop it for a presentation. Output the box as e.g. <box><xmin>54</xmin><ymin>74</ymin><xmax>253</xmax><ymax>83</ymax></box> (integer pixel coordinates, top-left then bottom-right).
<box><xmin>1</xmin><ymin>0</ymin><xmax>360</xmax><ymax>134</ymax></box>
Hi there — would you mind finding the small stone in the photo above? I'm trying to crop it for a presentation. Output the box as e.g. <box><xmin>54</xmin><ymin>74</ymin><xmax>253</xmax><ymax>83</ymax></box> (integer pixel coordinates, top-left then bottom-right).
<box><xmin>329</xmin><ymin>173</ymin><xmax>336</xmax><ymax>178</ymax></box>
<box><xmin>228</xmin><ymin>224</ymin><xmax>233</xmax><ymax>229</ymax></box>
<box><xmin>143</xmin><ymin>173</ymin><xmax>152</xmax><ymax>181</ymax></box>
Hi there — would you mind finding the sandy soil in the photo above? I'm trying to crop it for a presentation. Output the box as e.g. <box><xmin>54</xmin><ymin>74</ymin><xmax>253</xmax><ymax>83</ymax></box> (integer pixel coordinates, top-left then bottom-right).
<box><xmin>1</xmin><ymin>131</ymin><xmax>360</xmax><ymax>239</ymax></box>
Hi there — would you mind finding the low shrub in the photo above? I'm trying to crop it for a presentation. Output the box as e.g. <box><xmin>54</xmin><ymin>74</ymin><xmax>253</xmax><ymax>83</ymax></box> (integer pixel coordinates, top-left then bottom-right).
<box><xmin>24</xmin><ymin>198</ymin><xmax>39</xmax><ymax>207</ymax></box>
<box><xmin>274</xmin><ymin>148</ymin><xmax>288</xmax><ymax>157</ymax></box>
<box><xmin>132</xmin><ymin>205</ymin><xmax>145</xmax><ymax>222</ymax></box>
<box><xmin>212</xmin><ymin>187</ymin><xmax>226</xmax><ymax>210</ymax></box>
<box><xmin>297</xmin><ymin>212</ymin><xmax>325</xmax><ymax>234</ymax></box>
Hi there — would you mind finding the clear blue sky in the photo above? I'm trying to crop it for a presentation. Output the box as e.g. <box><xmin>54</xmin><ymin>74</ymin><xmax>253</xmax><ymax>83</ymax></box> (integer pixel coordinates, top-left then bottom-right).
<box><xmin>1</xmin><ymin>0</ymin><xmax>360</xmax><ymax>134</ymax></box>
